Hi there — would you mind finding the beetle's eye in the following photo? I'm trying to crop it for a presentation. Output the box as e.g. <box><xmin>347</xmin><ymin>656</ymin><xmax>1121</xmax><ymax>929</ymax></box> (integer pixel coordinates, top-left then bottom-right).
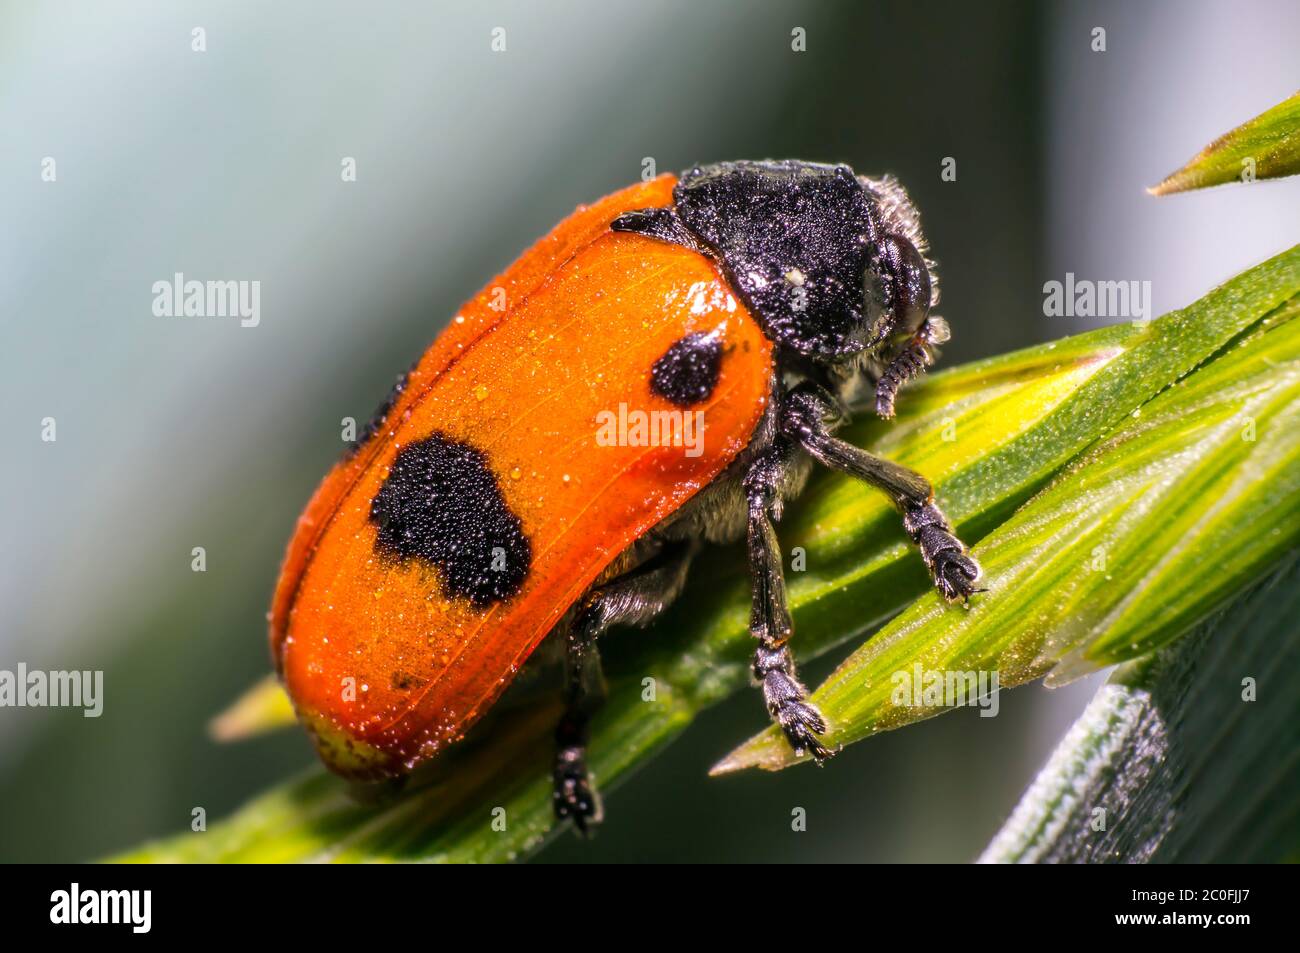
<box><xmin>865</xmin><ymin>235</ymin><xmax>931</xmax><ymax>347</ymax></box>
<box><xmin>863</xmin><ymin>265</ymin><xmax>895</xmax><ymax>347</ymax></box>
<box><xmin>890</xmin><ymin>239</ymin><xmax>932</xmax><ymax>336</ymax></box>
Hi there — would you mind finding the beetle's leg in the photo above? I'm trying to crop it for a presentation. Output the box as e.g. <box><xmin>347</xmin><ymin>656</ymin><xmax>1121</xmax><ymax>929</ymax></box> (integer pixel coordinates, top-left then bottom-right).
<box><xmin>781</xmin><ymin>384</ymin><xmax>983</xmax><ymax>602</ymax></box>
<box><xmin>553</xmin><ymin>620</ymin><xmax>604</xmax><ymax>836</ymax></box>
<box><xmin>743</xmin><ymin>445</ymin><xmax>834</xmax><ymax>762</ymax></box>
<box><xmin>553</xmin><ymin>541</ymin><xmax>698</xmax><ymax>834</ymax></box>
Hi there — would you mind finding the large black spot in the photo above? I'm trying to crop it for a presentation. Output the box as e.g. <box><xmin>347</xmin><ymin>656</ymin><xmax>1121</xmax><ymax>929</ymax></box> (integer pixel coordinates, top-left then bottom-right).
<box><xmin>650</xmin><ymin>332</ymin><xmax>722</xmax><ymax>406</ymax></box>
<box><xmin>369</xmin><ymin>434</ymin><xmax>531</xmax><ymax>606</ymax></box>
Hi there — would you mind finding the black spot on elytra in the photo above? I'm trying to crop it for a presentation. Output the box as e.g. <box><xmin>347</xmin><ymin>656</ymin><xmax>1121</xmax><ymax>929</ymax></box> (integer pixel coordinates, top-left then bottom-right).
<box><xmin>650</xmin><ymin>332</ymin><xmax>723</xmax><ymax>406</ymax></box>
<box><xmin>369</xmin><ymin>434</ymin><xmax>531</xmax><ymax>607</ymax></box>
<box><xmin>346</xmin><ymin>361</ymin><xmax>418</xmax><ymax>458</ymax></box>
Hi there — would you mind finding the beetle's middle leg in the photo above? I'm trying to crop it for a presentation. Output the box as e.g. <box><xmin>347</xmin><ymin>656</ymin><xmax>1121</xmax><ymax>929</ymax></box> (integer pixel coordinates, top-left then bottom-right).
<box><xmin>743</xmin><ymin>444</ymin><xmax>833</xmax><ymax>762</ymax></box>
<box><xmin>781</xmin><ymin>383</ymin><xmax>982</xmax><ymax>601</ymax></box>
<box><xmin>553</xmin><ymin>539</ymin><xmax>699</xmax><ymax>834</ymax></box>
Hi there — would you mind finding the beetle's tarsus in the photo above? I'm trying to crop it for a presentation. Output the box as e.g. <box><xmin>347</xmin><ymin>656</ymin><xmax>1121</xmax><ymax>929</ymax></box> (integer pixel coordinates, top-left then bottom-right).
<box><xmin>553</xmin><ymin>743</ymin><xmax>603</xmax><ymax>835</ymax></box>
<box><xmin>757</xmin><ymin>645</ymin><xmax>834</xmax><ymax>763</ymax></box>
<box><xmin>777</xmin><ymin>697</ymin><xmax>834</xmax><ymax>763</ymax></box>
<box><xmin>903</xmin><ymin>500</ymin><xmax>982</xmax><ymax>601</ymax></box>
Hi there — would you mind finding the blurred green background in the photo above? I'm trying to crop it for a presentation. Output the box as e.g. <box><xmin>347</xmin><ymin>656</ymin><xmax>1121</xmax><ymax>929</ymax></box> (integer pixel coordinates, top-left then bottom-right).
<box><xmin>2</xmin><ymin>0</ymin><xmax>1297</xmax><ymax>862</ymax></box>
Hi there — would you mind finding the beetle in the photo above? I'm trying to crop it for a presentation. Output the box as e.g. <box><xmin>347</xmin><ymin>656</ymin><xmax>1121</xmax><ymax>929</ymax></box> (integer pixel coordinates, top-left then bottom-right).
<box><xmin>270</xmin><ymin>159</ymin><xmax>981</xmax><ymax>832</ymax></box>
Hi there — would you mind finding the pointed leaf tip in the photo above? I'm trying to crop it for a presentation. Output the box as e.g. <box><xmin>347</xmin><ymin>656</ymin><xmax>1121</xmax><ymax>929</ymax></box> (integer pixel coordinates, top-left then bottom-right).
<box><xmin>1149</xmin><ymin>90</ymin><xmax>1300</xmax><ymax>195</ymax></box>
<box><xmin>209</xmin><ymin>675</ymin><xmax>296</xmax><ymax>742</ymax></box>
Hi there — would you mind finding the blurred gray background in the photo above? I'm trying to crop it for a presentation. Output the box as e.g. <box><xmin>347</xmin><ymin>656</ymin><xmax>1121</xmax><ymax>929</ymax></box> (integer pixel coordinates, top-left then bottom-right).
<box><xmin>2</xmin><ymin>0</ymin><xmax>1296</xmax><ymax>862</ymax></box>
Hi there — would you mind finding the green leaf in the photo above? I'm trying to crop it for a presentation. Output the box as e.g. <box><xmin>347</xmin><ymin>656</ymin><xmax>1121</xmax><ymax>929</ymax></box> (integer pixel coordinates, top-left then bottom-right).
<box><xmin>1149</xmin><ymin>90</ymin><xmax>1300</xmax><ymax>194</ymax></box>
<box><xmin>718</xmin><ymin>279</ymin><xmax>1300</xmax><ymax>773</ymax></box>
<box><xmin>209</xmin><ymin>675</ymin><xmax>297</xmax><ymax>742</ymax></box>
<box><xmin>979</xmin><ymin>552</ymin><xmax>1300</xmax><ymax>863</ymax></box>
<box><xmin>115</xmin><ymin>245</ymin><xmax>1300</xmax><ymax>862</ymax></box>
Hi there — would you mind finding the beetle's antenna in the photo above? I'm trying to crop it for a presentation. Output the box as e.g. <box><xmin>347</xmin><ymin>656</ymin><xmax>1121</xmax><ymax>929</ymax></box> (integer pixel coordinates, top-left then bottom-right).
<box><xmin>875</xmin><ymin>316</ymin><xmax>950</xmax><ymax>418</ymax></box>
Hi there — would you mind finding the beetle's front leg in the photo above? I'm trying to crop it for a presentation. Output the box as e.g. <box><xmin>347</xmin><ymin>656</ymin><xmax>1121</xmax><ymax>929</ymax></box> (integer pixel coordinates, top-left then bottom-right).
<box><xmin>781</xmin><ymin>384</ymin><xmax>983</xmax><ymax>602</ymax></box>
<box><xmin>743</xmin><ymin>445</ymin><xmax>833</xmax><ymax>762</ymax></box>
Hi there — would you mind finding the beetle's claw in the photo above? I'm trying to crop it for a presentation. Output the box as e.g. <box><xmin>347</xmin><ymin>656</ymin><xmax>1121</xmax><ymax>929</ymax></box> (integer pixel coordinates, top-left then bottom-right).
<box><xmin>934</xmin><ymin>550</ymin><xmax>982</xmax><ymax>602</ymax></box>
<box><xmin>777</xmin><ymin>699</ymin><xmax>835</xmax><ymax>763</ymax></box>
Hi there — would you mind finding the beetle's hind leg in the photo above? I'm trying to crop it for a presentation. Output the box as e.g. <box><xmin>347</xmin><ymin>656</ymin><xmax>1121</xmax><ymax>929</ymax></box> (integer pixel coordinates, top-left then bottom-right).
<box><xmin>781</xmin><ymin>383</ymin><xmax>982</xmax><ymax>602</ymax></box>
<box><xmin>743</xmin><ymin>444</ymin><xmax>834</xmax><ymax>762</ymax></box>
<box><xmin>553</xmin><ymin>540</ymin><xmax>699</xmax><ymax>834</ymax></box>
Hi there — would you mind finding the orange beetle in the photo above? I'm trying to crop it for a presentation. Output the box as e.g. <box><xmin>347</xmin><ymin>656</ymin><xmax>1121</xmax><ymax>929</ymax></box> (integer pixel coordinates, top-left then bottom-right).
<box><xmin>271</xmin><ymin>161</ymin><xmax>981</xmax><ymax>830</ymax></box>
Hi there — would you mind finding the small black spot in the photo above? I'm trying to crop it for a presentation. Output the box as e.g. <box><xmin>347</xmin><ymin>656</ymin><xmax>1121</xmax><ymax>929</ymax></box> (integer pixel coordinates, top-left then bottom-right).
<box><xmin>369</xmin><ymin>434</ymin><xmax>532</xmax><ymax>607</ymax></box>
<box><xmin>347</xmin><ymin>361</ymin><xmax>418</xmax><ymax>458</ymax></box>
<box><xmin>650</xmin><ymin>332</ymin><xmax>723</xmax><ymax>406</ymax></box>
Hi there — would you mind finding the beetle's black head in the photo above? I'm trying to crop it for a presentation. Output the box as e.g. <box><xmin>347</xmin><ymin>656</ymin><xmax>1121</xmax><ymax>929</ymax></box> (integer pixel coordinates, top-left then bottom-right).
<box><xmin>613</xmin><ymin>159</ymin><xmax>936</xmax><ymax>363</ymax></box>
